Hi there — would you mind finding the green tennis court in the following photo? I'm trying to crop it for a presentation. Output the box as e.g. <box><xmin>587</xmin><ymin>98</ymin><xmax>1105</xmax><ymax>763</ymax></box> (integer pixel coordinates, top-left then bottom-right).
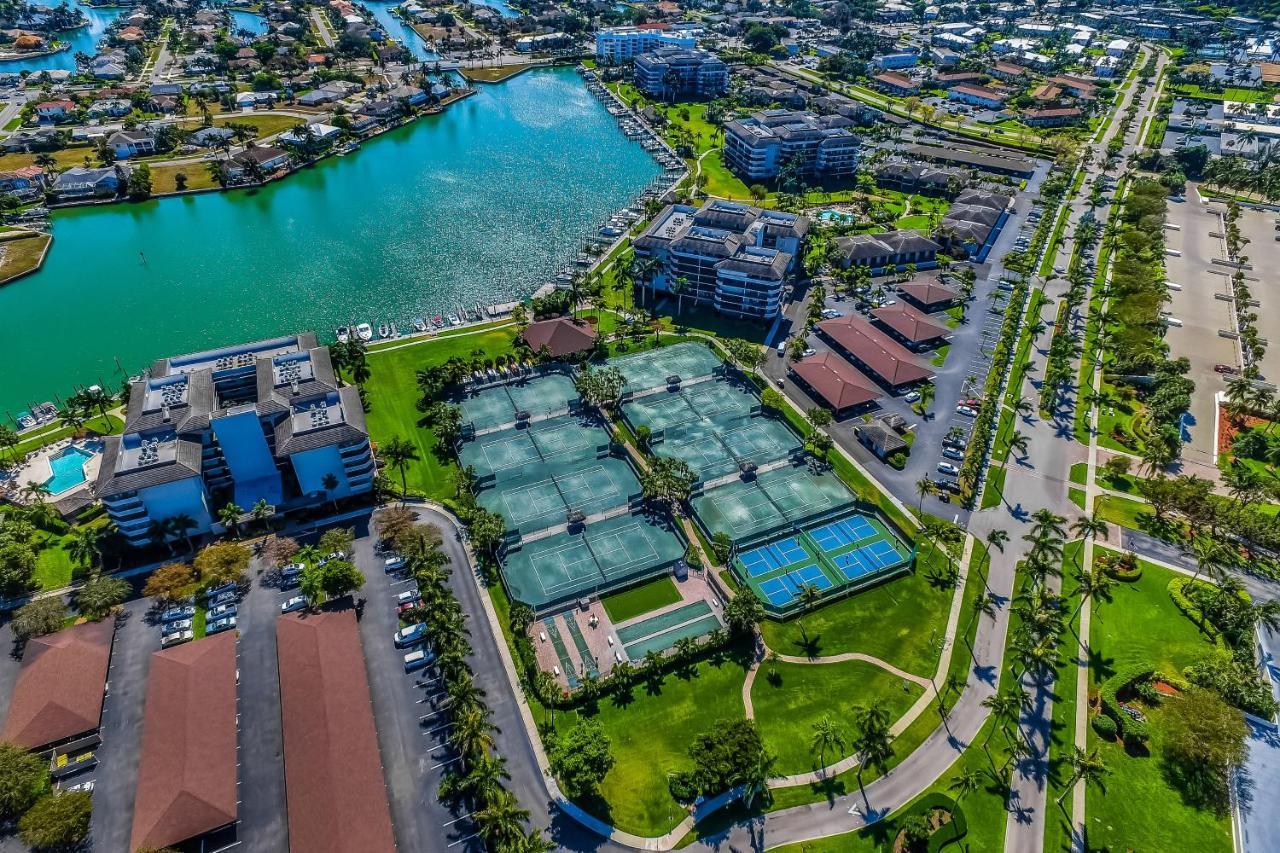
<box><xmin>528</xmin><ymin>417</ymin><xmax>602</xmax><ymax>460</ymax></box>
<box><xmin>691</xmin><ymin>477</ymin><xmax>790</xmax><ymax>542</ymax></box>
<box><xmin>475</xmin><ymin>454</ymin><xmax>641</xmax><ymax>536</ymax></box>
<box><xmin>458</xmin><ymin>429</ymin><xmax>542</xmax><ymax>478</ymax></box>
<box><xmin>612</xmin><ymin>342</ymin><xmax>724</xmax><ymax>393</ymax></box>
<box><xmin>501</xmin><ymin>512</ymin><xmax>685</xmax><ymax>610</ymax></box>
<box><xmin>459</xmin><ymin>373</ymin><xmax>579</xmax><ymax>432</ymax></box>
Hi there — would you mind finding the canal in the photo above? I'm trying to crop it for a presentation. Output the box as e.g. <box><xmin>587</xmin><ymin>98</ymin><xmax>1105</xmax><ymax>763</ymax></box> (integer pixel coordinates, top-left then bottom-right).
<box><xmin>1</xmin><ymin>6</ymin><xmax>123</xmax><ymax>75</ymax></box>
<box><xmin>0</xmin><ymin>68</ymin><xmax>660</xmax><ymax>418</ymax></box>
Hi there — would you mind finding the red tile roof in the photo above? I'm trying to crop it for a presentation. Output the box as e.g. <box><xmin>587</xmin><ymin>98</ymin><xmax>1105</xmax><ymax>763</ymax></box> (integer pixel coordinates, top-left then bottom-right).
<box><xmin>277</xmin><ymin>609</ymin><xmax>395</xmax><ymax>853</ymax></box>
<box><xmin>1</xmin><ymin>620</ymin><xmax>114</xmax><ymax>749</ymax></box>
<box><xmin>897</xmin><ymin>279</ymin><xmax>960</xmax><ymax>308</ymax></box>
<box><xmin>130</xmin><ymin>632</ymin><xmax>238</xmax><ymax>851</ymax></box>
<box><xmin>520</xmin><ymin>317</ymin><xmax>599</xmax><ymax>358</ymax></box>
<box><xmin>817</xmin><ymin>315</ymin><xmax>934</xmax><ymax>386</ymax></box>
<box><xmin>871</xmin><ymin>303</ymin><xmax>952</xmax><ymax>343</ymax></box>
<box><xmin>789</xmin><ymin>352</ymin><xmax>881</xmax><ymax>409</ymax></box>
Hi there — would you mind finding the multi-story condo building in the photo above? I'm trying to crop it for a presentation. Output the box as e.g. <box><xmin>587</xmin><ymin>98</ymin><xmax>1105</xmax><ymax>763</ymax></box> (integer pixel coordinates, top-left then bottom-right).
<box><xmin>633</xmin><ymin>48</ymin><xmax>728</xmax><ymax>100</ymax></box>
<box><xmin>595</xmin><ymin>25</ymin><xmax>697</xmax><ymax>63</ymax></box>
<box><xmin>96</xmin><ymin>334</ymin><xmax>375</xmax><ymax>547</ymax></box>
<box><xmin>722</xmin><ymin>110</ymin><xmax>860</xmax><ymax>183</ymax></box>
<box><xmin>632</xmin><ymin>200</ymin><xmax>808</xmax><ymax>320</ymax></box>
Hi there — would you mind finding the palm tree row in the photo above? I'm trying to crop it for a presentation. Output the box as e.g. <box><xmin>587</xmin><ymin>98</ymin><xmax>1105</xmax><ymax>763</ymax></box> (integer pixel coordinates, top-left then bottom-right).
<box><xmin>393</xmin><ymin>520</ymin><xmax>552</xmax><ymax>852</ymax></box>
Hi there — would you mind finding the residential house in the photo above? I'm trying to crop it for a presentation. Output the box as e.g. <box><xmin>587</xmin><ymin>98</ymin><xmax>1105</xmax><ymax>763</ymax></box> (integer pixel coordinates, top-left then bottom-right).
<box><xmin>35</xmin><ymin>99</ymin><xmax>74</xmax><ymax>121</ymax></box>
<box><xmin>0</xmin><ymin>165</ymin><xmax>46</xmax><ymax>200</ymax></box>
<box><xmin>594</xmin><ymin>25</ymin><xmax>696</xmax><ymax>63</ymax></box>
<box><xmin>834</xmin><ymin>229</ymin><xmax>941</xmax><ymax>273</ymax></box>
<box><xmin>1023</xmin><ymin>106</ymin><xmax>1082</xmax><ymax>126</ymax></box>
<box><xmin>225</xmin><ymin>145</ymin><xmax>290</xmax><ymax>179</ymax></box>
<box><xmin>51</xmin><ymin>166</ymin><xmax>121</xmax><ymax>199</ymax></box>
<box><xmin>873</xmin><ymin>71</ymin><xmax>919</xmax><ymax>95</ymax></box>
<box><xmin>108</xmin><ymin>129</ymin><xmax>156</xmax><ymax>158</ymax></box>
<box><xmin>947</xmin><ymin>84</ymin><xmax>1007</xmax><ymax>109</ymax></box>
<box><xmin>874</xmin><ymin>161</ymin><xmax>963</xmax><ymax>196</ymax></box>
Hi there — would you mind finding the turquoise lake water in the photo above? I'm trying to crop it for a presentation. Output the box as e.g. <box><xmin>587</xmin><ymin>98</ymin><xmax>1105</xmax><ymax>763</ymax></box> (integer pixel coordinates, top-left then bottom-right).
<box><xmin>0</xmin><ymin>68</ymin><xmax>661</xmax><ymax>418</ymax></box>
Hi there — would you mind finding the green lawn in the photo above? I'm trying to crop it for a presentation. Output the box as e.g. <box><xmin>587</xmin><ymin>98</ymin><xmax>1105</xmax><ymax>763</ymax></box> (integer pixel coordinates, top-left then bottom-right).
<box><xmin>552</xmin><ymin>649</ymin><xmax>751</xmax><ymax>836</ymax></box>
<box><xmin>1068</xmin><ymin>462</ymin><xmax>1086</xmax><ymax>485</ymax></box>
<box><xmin>981</xmin><ymin>465</ymin><xmax>1007</xmax><ymax>509</ymax></box>
<box><xmin>1172</xmin><ymin>83</ymin><xmax>1277</xmax><ymax>103</ymax></box>
<box><xmin>11</xmin><ymin>414</ymin><xmax>123</xmax><ymax>458</ymax></box>
<box><xmin>1094</xmin><ymin>494</ymin><xmax>1153</xmax><ymax>531</ymax></box>
<box><xmin>752</xmin><ymin>658</ymin><xmax>924</xmax><ymax>775</ymax></box>
<box><xmin>1086</xmin><ymin>550</ymin><xmax>1232</xmax><ymax>853</ymax></box>
<box><xmin>601</xmin><ymin>575</ymin><xmax>682</xmax><ymax>624</ymax></box>
<box><xmin>33</xmin><ymin>539</ymin><xmax>73</xmax><ymax>590</ymax></box>
<box><xmin>1043</xmin><ymin>542</ymin><xmax>1084</xmax><ymax>852</ymax></box>
<box><xmin>358</xmin><ymin>326</ymin><xmax>517</xmax><ymax>501</ymax></box>
<box><xmin>759</xmin><ymin>547</ymin><xmax>956</xmax><ymax>678</ymax></box>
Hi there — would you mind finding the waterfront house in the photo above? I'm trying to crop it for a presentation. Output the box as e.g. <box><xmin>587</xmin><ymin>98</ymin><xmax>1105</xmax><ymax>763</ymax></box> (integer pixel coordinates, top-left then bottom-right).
<box><xmin>108</xmin><ymin>129</ymin><xmax>156</xmax><ymax>159</ymax></box>
<box><xmin>633</xmin><ymin>200</ymin><xmax>808</xmax><ymax>321</ymax></box>
<box><xmin>96</xmin><ymin>335</ymin><xmax>376</xmax><ymax>548</ymax></box>
<box><xmin>225</xmin><ymin>145</ymin><xmax>290</xmax><ymax>179</ymax></box>
<box><xmin>0</xmin><ymin>165</ymin><xmax>46</xmax><ymax>200</ymax></box>
<box><xmin>387</xmin><ymin>85</ymin><xmax>428</xmax><ymax>106</ymax></box>
<box><xmin>722</xmin><ymin>109</ymin><xmax>859</xmax><ymax>182</ymax></box>
<box><xmin>51</xmin><ymin>166</ymin><xmax>121</xmax><ymax>200</ymax></box>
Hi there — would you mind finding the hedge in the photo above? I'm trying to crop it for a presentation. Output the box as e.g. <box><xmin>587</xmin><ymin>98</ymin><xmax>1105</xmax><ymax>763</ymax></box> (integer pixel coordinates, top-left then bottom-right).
<box><xmin>1099</xmin><ymin>664</ymin><xmax>1153</xmax><ymax>745</ymax></box>
<box><xmin>1165</xmin><ymin>577</ymin><xmax>1249</xmax><ymax>642</ymax></box>
<box><xmin>880</xmin><ymin>792</ymin><xmax>968</xmax><ymax>852</ymax></box>
<box><xmin>1100</xmin><ymin>553</ymin><xmax>1142</xmax><ymax>582</ymax></box>
<box><xmin>1091</xmin><ymin>713</ymin><xmax>1117</xmax><ymax>739</ymax></box>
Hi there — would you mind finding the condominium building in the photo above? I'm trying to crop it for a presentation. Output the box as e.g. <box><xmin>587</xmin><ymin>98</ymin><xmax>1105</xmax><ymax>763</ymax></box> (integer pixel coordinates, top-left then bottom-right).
<box><xmin>633</xmin><ymin>48</ymin><xmax>728</xmax><ymax>100</ymax></box>
<box><xmin>722</xmin><ymin>110</ymin><xmax>860</xmax><ymax>183</ymax></box>
<box><xmin>594</xmin><ymin>25</ymin><xmax>697</xmax><ymax>63</ymax></box>
<box><xmin>632</xmin><ymin>199</ymin><xmax>808</xmax><ymax>320</ymax></box>
<box><xmin>96</xmin><ymin>334</ymin><xmax>375</xmax><ymax>547</ymax></box>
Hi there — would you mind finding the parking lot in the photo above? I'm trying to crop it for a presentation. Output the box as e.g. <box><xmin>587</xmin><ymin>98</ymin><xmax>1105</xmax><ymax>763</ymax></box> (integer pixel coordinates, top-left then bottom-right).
<box><xmin>1224</xmin><ymin>200</ymin><xmax>1280</xmax><ymax>383</ymax></box>
<box><xmin>765</xmin><ymin>165</ymin><xmax>1047</xmax><ymax>520</ymax></box>
<box><xmin>1163</xmin><ymin>192</ymin><xmax>1248</xmax><ymax>466</ymax></box>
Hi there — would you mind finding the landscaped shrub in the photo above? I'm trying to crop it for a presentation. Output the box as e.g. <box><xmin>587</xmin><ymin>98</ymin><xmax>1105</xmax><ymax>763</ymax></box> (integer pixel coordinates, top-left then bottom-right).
<box><xmin>1185</xmin><ymin>652</ymin><xmax>1280</xmax><ymax>719</ymax></box>
<box><xmin>1098</xmin><ymin>550</ymin><xmax>1141</xmax><ymax>581</ymax></box>
<box><xmin>885</xmin><ymin>792</ymin><xmax>968</xmax><ymax>852</ymax></box>
<box><xmin>1091</xmin><ymin>713</ymin><xmax>1118</xmax><ymax>740</ymax></box>
<box><xmin>1099</xmin><ymin>664</ymin><xmax>1153</xmax><ymax>746</ymax></box>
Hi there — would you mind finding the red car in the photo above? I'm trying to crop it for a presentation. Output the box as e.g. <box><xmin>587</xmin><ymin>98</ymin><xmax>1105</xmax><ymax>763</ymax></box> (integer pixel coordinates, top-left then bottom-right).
<box><xmin>1213</xmin><ymin>363</ymin><xmax>1239</xmax><ymax>375</ymax></box>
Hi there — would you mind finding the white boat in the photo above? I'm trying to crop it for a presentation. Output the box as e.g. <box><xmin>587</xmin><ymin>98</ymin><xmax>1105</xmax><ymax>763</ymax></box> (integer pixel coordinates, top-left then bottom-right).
<box><xmin>389</xmin><ymin>322</ymin><xmax>399</xmax><ymax>337</ymax></box>
<box><xmin>356</xmin><ymin>323</ymin><xmax>374</xmax><ymax>341</ymax></box>
<box><xmin>413</xmin><ymin>317</ymin><xmax>427</xmax><ymax>332</ymax></box>
<box><xmin>336</xmin><ymin>326</ymin><xmax>350</xmax><ymax>343</ymax></box>
<box><xmin>447</xmin><ymin>314</ymin><xmax>460</xmax><ymax>326</ymax></box>
<box><xmin>378</xmin><ymin>323</ymin><xmax>391</xmax><ymax>338</ymax></box>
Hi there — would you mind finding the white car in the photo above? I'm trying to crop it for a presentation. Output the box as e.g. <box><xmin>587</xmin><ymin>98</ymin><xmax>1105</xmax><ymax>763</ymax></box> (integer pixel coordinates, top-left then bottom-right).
<box><xmin>937</xmin><ymin>461</ymin><xmax>959</xmax><ymax>475</ymax></box>
<box><xmin>281</xmin><ymin>596</ymin><xmax>307</xmax><ymax>614</ymax></box>
<box><xmin>801</xmin><ymin>348</ymin><xmax>817</xmax><ymax>358</ymax></box>
<box><xmin>161</xmin><ymin>628</ymin><xmax>193</xmax><ymax>648</ymax></box>
<box><xmin>956</xmin><ymin>405</ymin><xmax>978</xmax><ymax>417</ymax></box>
<box><xmin>384</xmin><ymin>555</ymin><xmax>406</xmax><ymax>573</ymax></box>
<box><xmin>207</xmin><ymin>615</ymin><xmax>237</xmax><ymax>635</ymax></box>
<box><xmin>821</xmin><ymin>309</ymin><xmax>843</xmax><ymax>319</ymax></box>
<box><xmin>164</xmin><ymin>618</ymin><xmax>193</xmax><ymax>632</ymax></box>
<box><xmin>903</xmin><ymin>390</ymin><xmax>922</xmax><ymax>403</ymax></box>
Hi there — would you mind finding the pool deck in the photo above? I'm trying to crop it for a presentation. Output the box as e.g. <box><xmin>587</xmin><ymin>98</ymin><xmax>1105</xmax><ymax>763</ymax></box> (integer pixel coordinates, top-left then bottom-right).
<box><xmin>2</xmin><ymin>437</ymin><xmax>101</xmax><ymax>504</ymax></box>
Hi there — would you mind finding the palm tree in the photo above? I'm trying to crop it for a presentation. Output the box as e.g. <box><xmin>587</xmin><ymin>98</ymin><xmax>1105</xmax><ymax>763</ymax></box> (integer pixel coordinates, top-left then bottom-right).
<box><xmin>1009</xmin><ymin>429</ymin><xmax>1030</xmax><ymax>459</ymax></box>
<box><xmin>380</xmin><ymin>437</ymin><xmax>418</xmax><ymax>506</ymax></box>
<box><xmin>250</xmin><ymin>499</ymin><xmax>274</xmax><ymax>532</ymax></box>
<box><xmin>1012</xmin><ymin>395</ymin><xmax>1033</xmax><ymax>418</ymax></box>
<box><xmin>168</xmin><ymin>513</ymin><xmax>197</xmax><ymax>552</ymax></box>
<box><xmin>218</xmin><ymin>502</ymin><xmax>244</xmax><ymax>537</ymax></box>
<box><xmin>475</xmin><ymin>789</ymin><xmax>529</xmax><ymax>850</ymax></box>
<box><xmin>799</xmin><ymin>582</ymin><xmax>823</xmax><ymax>613</ymax></box>
<box><xmin>1056</xmin><ymin>746</ymin><xmax>1108</xmax><ymax>805</ymax></box>
<box><xmin>810</xmin><ymin>715</ymin><xmax>846</xmax><ymax>768</ymax></box>
<box><xmin>66</xmin><ymin>524</ymin><xmax>104</xmax><ymax>571</ymax></box>
<box><xmin>1071</xmin><ymin>564</ymin><xmax>1116</xmax><ymax>622</ymax></box>
<box><xmin>851</xmin><ymin>700</ymin><xmax>893</xmax><ymax>801</ymax></box>
<box><xmin>915</xmin><ymin>477</ymin><xmax>934</xmax><ymax>513</ymax></box>
<box><xmin>450</xmin><ymin>704</ymin><xmax>497</xmax><ymax>764</ymax></box>
<box><xmin>948</xmin><ymin>767</ymin><xmax>984</xmax><ymax>806</ymax></box>
<box><xmin>321</xmin><ymin>472</ymin><xmax>341</xmax><ymax>511</ymax></box>
<box><xmin>1071</xmin><ymin>513</ymin><xmax>1108</xmax><ymax>547</ymax></box>
<box><xmin>21</xmin><ymin>481</ymin><xmax>52</xmax><ymax>508</ymax></box>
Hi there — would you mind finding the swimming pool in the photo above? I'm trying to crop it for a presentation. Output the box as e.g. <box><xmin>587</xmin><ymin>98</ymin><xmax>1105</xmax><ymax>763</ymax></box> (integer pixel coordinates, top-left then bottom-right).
<box><xmin>818</xmin><ymin>209</ymin><xmax>854</xmax><ymax>223</ymax></box>
<box><xmin>42</xmin><ymin>446</ymin><xmax>95</xmax><ymax>495</ymax></box>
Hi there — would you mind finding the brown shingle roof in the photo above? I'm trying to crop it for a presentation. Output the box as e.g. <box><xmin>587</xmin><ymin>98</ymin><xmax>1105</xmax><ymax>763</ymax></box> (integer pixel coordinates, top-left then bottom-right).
<box><xmin>789</xmin><ymin>352</ymin><xmax>881</xmax><ymax>409</ymax></box>
<box><xmin>1</xmin><ymin>620</ymin><xmax>114</xmax><ymax>750</ymax></box>
<box><xmin>817</xmin><ymin>315</ymin><xmax>934</xmax><ymax>386</ymax></box>
<box><xmin>130</xmin><ymin>632</ymin><xmax>238</xmax><ymax>851</ymax></box>
<box><xmin>520</xmin><ymin>318</ymin><xmax>599</xmax><ymax>358</ymax></box>
<box><xmin>897</xmin><ymin>279</ymin><xmax>960</xmax><ymax>308</ymax></box>
<box><xmin>872</xmin><ymin>303</ymin><xmax>952</xmax><ymax>343</ymax></box>
<box><xmin>277</xmin><ymin>609</ymin><xmax>395</xmax><ymax>853</ymax></box>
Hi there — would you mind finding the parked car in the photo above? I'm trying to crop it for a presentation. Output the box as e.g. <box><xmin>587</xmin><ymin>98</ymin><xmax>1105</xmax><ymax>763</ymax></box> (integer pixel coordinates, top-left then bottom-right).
<box><xmin>956</xmin><ymin>405</ymin><xmax>978</xmax><ymax>417</ymax></box>
<box><xmin>207</xmin><ymin>603</ymin><xmax>237</xmax><ymax>620</ymax></box>
<box><xmin>207</xmin><ymin>615</ymin><xmax>237</xmax><ymax>635</ymax></box>
<box><xmin>1213</xmin><ymin>363</ymin><xmax>1239</xmax><ymax>375</ymax></box>
<box><xmin>777</xmin><ymin>341</ymin><xmax>787</xmax><ymax>356</ymax></box>
<box><xmin>821</xmin><ymin>309</ymin><xmax>842</xmax><ymax>319</ymax></box>
<box><xmin>933</xmin><ymin>477</ymin><xmax>960</xmax><ymax>493</ymax></box>
<box><xmin>280</xmin><ymin>574</ymin><xmax>300</xmax><ymax>590</ymax></box>
<box><xmin>937</xmin><ymin>461</ymin><xmax>959</xmax><ymax>475</ymax></box>
<box><xmin>319</xmin><ymin>551</ymin><xmax>345</xmax><ymax>565</ymax></box>
<box><xmin>396</xmin><ymin>589</ymin><xmax>421</xmax><ymax>606</ymax></box>
<box><xmin>160</xmin><ymin>604</ymin><xmax>195</xmax><ymax>623</ymax></box>
<box><xmin>281</xmin><ymin>562</ymin><xmax>304</xmax><ymax>577</ymax></box>
<box><xmin>903</xmin><ymin>390</ymin><xmax>921</xmax><ymax>403</ymax></box>
<box><xmin>161</xmin><ymin>628</ymin><xmax>193</xmax><ymax>648</ymax></box>
<box><xmin>395</xmin><ymin>623</ymin><xmax>427</xmax><ymax>648</ymax></box>
<box><xmin>384</xmin><ymin>555</ymin><xmax>406</xmax><ymax>573</ymax></box>
<box><xmin>164</xmin><ymin>618</ymin><xmax>193</xmax><ymax>632</ymax></box>
<box><xmin>281</xmin><ymin>596</ymin><xmax>307</xmax><ymax>614</ymax></box>
<box><xmin>941</xmin><ymin>448</ymin><xmax>964</xmax><ymax>461</ymax></box>
<box><xmin>801</xmin><ymin>348</ymin><xmax>817</xmax><ymax>358</ymax></box>
<box><xmin>403</xmin><ymin>648</ymin><xmax>435</xmax><ymax>672</ymax></box>
<box><xmin>206</xmin><ymin>582</ymin><xmax>237</xmax><ymax>600</ymax></box>
<box><xmin>208</xmin><ymin>590</ymin><xmax>237</xmax><ymax>607</ymax></box>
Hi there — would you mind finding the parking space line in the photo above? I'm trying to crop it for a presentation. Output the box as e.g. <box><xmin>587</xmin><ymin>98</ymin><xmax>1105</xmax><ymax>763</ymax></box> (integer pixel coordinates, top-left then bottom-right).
<box><xmin>442</xmin><ymin>813</ymin><xmax>473</xmax><ymax>827</ymax></box>
<box><xmin>422</xmin><ymin>723</ymin><xmax>452</xmax><ymax>736</ymax></box>
<box><xmin>430</xmin><ymin>756</ymin><xmax>462</xmax><ymax>770</ymax></box>
<box><xmin>447</xmin><ymin>832</ymin><xmax>480</xmax><ymax>848</ymax></box>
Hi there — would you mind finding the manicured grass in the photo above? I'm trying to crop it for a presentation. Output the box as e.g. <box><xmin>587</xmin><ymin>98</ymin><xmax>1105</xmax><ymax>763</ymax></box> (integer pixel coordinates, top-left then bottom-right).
<box><xmin>149</xmin><ymin>162</ymin><xmax>221</xmax><ymax>195</ymax></box>
<box><xmin>0</xmin><ymin>146</ymin><xmax>97</xmax><ymax>171</ymax></box>
<box><xmin>33</xmin><ymin>540</ymin><xmax>73</xmax><ymax>590</ymax></box>
<box><xmin>1094</xmin><ymin>494</ymin><xmax>1153</xmax><ymax>531</ymax></box>
<box><xmin>0</xmin><ymin>230</ymin><xmax>50</xmax><ymax>281</ymax></box>
<box><xmin>1172</xmin><ymin>83</ymin><xmax>1276</xmax><ymax>103</ymax></box>
<box><xmin>358</xmin><ymin>325</ymin><xmax>517</xmax><ymax>501</ymax></box>
<box><xmin>11</xmin><ymin>414</ymin><xmax>123</xmax><ymax>458</ymax></box>
<box><xmin>1069</xmin><ymin>461</ymin><xmax>1086</xmax><ymax>485</ymax></box>
<box><xmin>981</xmin><ymin>465</ymin><xmax>1006</xmax><ymax>509</ymax></box>
<box><xmin>1068</xmin><ymin>487</ymin><xmax>1085</xmax><ymax>510</ymax></box>
<box><xmin>752</xmin><ymin>658</ymin><xmax>924</xmax><ymax>775</ymax></box>
<box><xmin>460</xmin><ymin>64</ymin><xmax>533</xmax><ymax>83</ymax></box>
<box><xmin>192</xmin><ymin>605</ymin><xmax>207</xmax><ymax>640</ymax></box>
<box><xmin>759</xmin><ymin>547</ymin><xmax>956</xmax><ymax>678</ymax></box>
<box><xmin>601</xmin><ymin>575</ymin><xmax>682</xmax><ymax>624</ymax></box>
<box><xmin>1043</xmin><ymin>542</ymin><xmax>1084</xmax><ymax>853</ymax></box>
<box><xmin>1086</xmin><ymin>550</ymin><xmax>1232</xmax><ymax>853</ymax></box>
<box><xmin>1039</xmin><ymin>206</ymin><xmax>1072</xmax><ymax>277</ymax></box>
<box><xmin>553</xmin><ymin>650</ymin><xmax>751</xmax><ymax>836</ymax></box>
